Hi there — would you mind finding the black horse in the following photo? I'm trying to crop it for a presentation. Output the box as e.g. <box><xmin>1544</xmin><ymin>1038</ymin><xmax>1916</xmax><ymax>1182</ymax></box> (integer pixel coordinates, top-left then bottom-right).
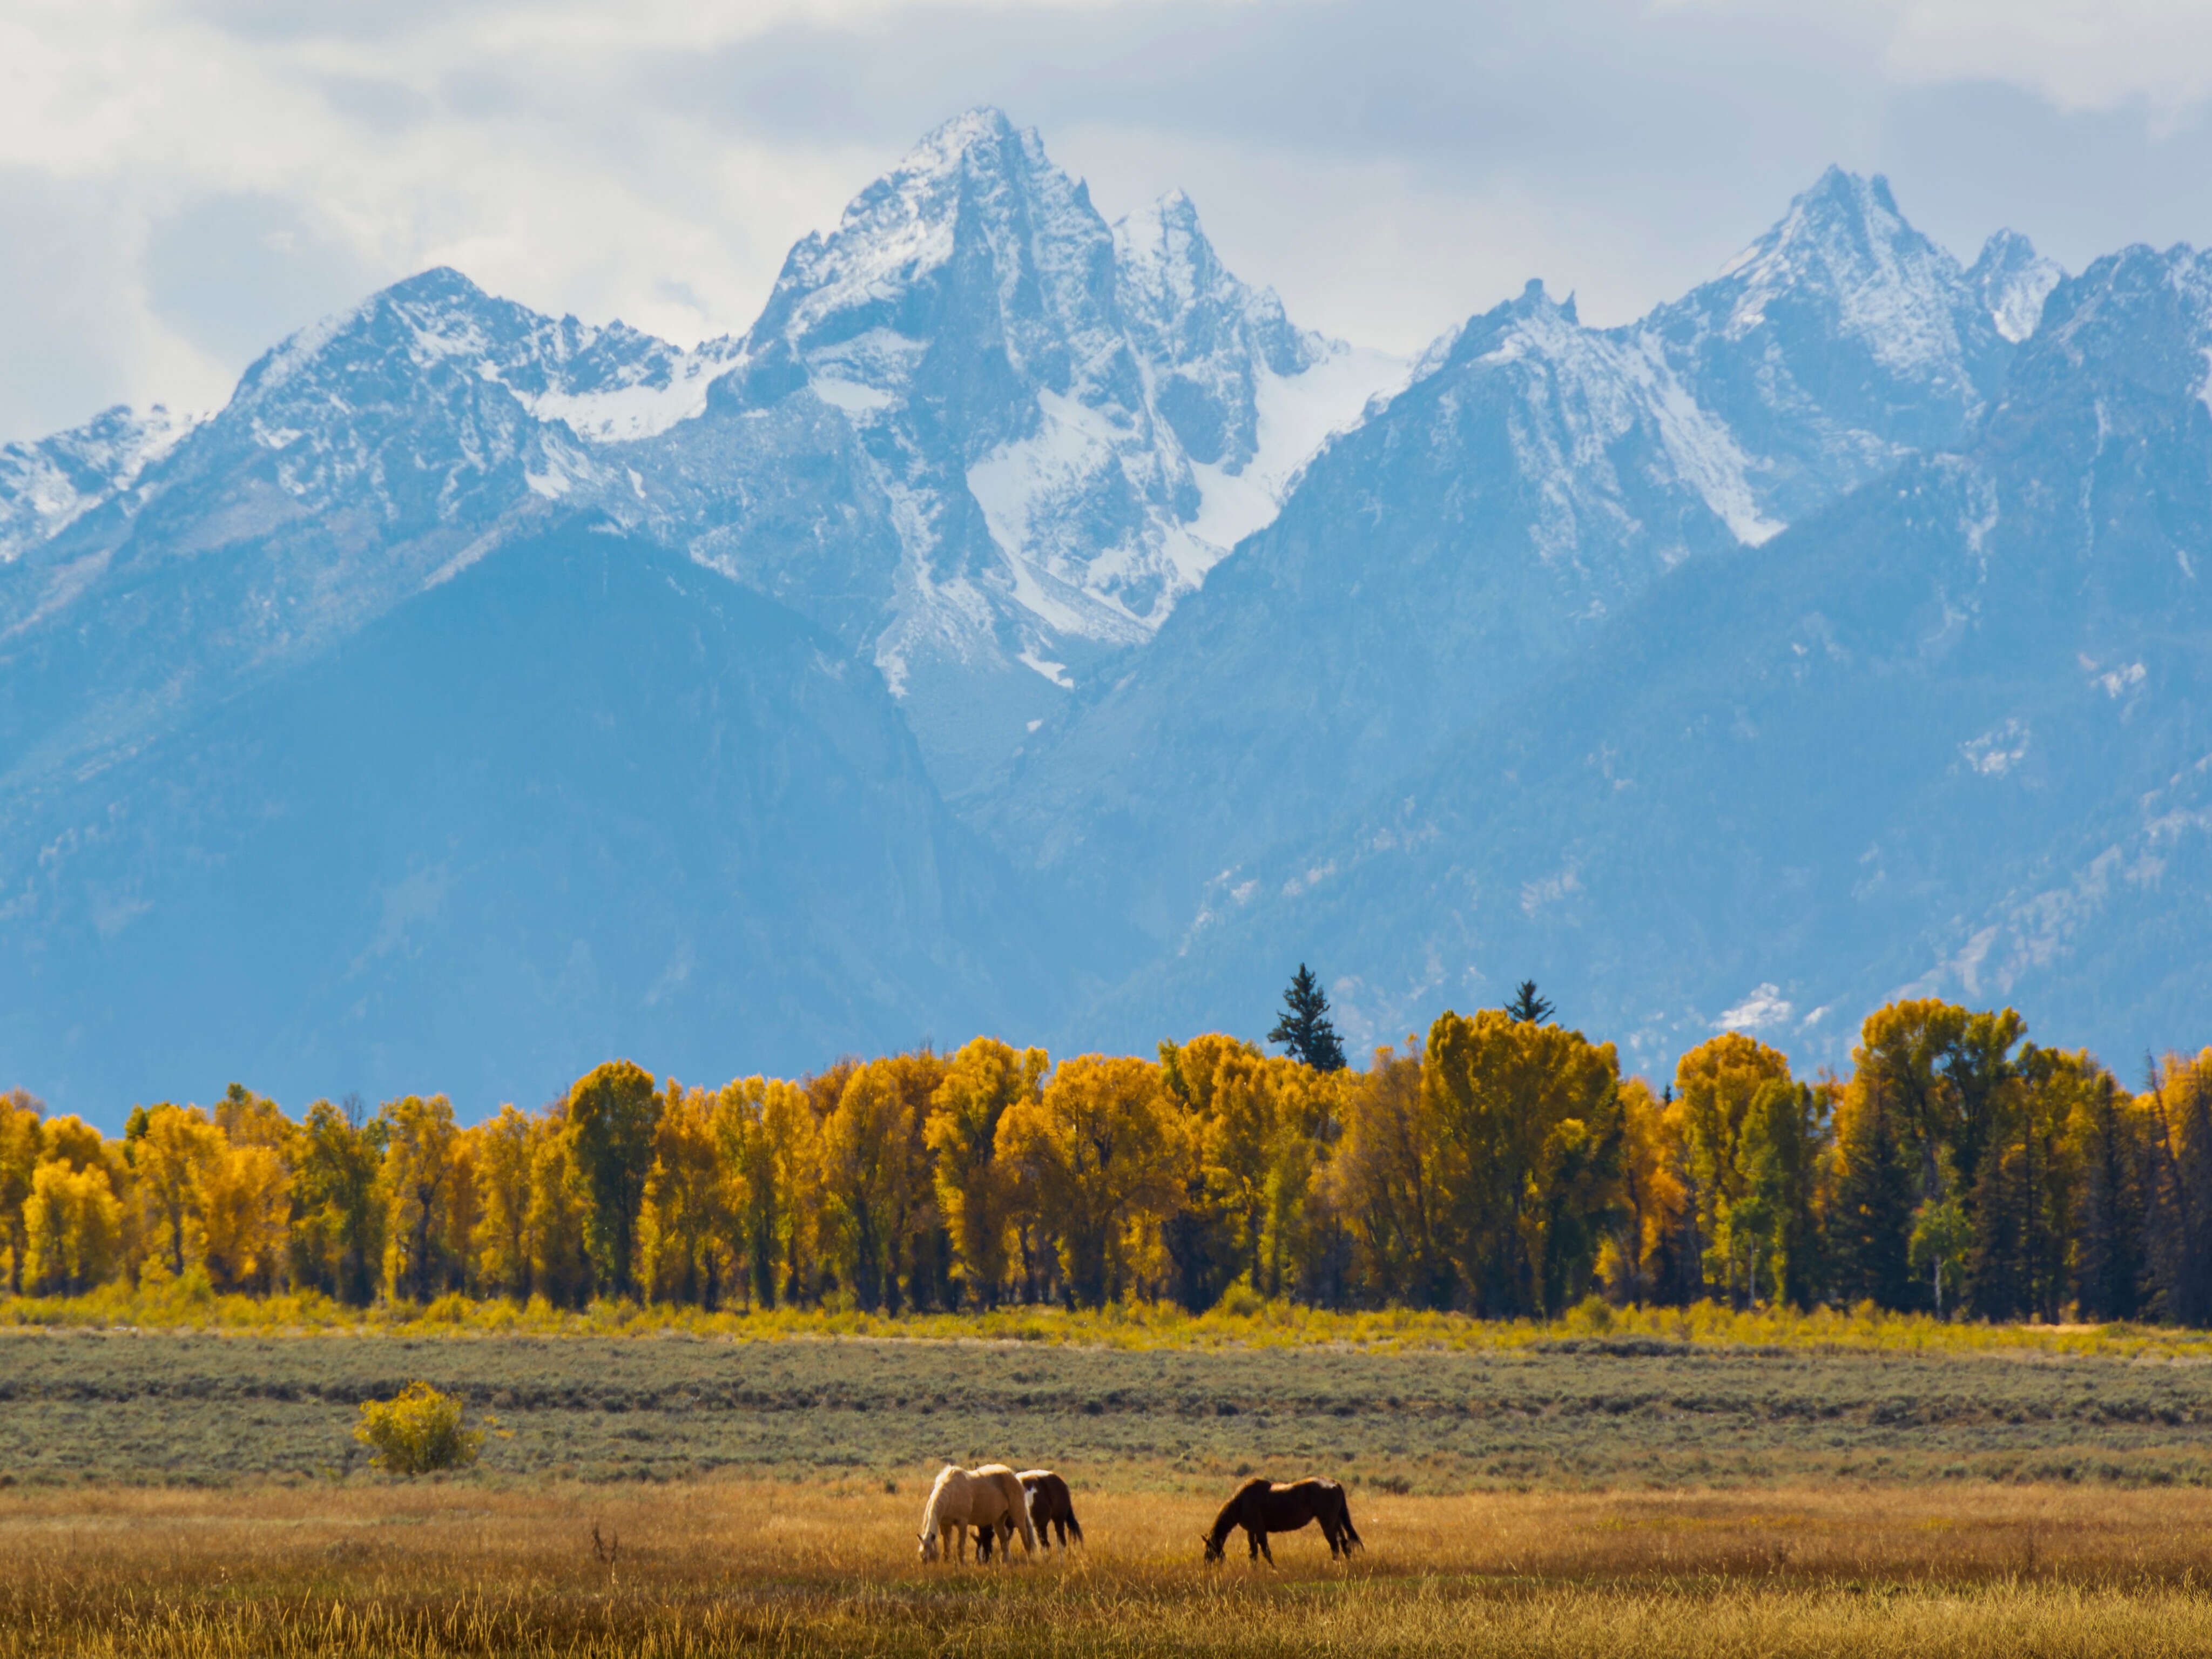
<box><xmin>1201</xmin><ymin>1476</ymin><xmax>1362</xmax><ymax>1564</ymax></box>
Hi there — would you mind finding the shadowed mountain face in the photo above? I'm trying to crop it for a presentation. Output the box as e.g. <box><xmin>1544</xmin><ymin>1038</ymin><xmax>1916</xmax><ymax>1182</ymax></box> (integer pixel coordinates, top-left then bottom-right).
<box><xmin>1084</xmin><ymin>242</ymin><xmax>2212</xmax><ymax>1076</ymax></box>
<box><xmin>0</xmin><ymin>523</ymin><xmax>1064</xmax><ymax>1110</ymax></box>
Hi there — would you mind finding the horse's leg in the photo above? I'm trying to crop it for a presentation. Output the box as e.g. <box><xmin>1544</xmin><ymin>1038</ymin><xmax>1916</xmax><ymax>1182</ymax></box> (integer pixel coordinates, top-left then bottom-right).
<box><xmin>1258</xmin><ymin>1529</ymin><xmax>1277</xmax><ymax>1567</ymax></box>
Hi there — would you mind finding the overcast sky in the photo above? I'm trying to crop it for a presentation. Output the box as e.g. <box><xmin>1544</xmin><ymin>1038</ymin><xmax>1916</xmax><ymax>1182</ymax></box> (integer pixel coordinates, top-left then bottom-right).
<box><xmin>7</xmin><ymin>0</ymin><xmax>2212</xmax><ymax>443</ymax></box>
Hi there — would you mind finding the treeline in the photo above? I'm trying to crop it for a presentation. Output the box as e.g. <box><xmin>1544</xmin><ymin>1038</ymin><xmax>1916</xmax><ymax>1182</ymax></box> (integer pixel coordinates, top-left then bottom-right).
<box><xmin>7</xmin><ymin>998</ymin><xmax>2212</xmax><ymax>1324</ymax></box>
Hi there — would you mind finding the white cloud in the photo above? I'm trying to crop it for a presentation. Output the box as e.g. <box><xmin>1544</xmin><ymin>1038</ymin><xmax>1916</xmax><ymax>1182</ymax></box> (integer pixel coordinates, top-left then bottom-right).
<box><xmin>6</xmin><ymin>0</ymin><xmax>2212</xmax><ymax>440</ymax></box>
<box><xmin>1716</xmin><ymin>982</ymin><xmax>1793</xmax><ymax>1033</ymax></box>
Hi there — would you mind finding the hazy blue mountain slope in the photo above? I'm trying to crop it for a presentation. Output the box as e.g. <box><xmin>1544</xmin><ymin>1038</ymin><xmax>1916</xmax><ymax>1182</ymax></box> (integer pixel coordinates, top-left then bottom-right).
<box><xmin>988</xmin><ymin>171</ymin><xmax>2047</xmax><ymax>947</ymax></box>
<box><xmin>987</xmin><ymin>281</ymin><xmax>1752</xmax><ymax>943</ymax></box>
<box><xmin>0</xmin><ymin>521</ymin><xmax>1063</xmax><ymax>1112</ymax></box>
<box><xmin>1088</xmin><ymin>242</ymin><xmax>2212</xmax><ymax>1074</ymax></box>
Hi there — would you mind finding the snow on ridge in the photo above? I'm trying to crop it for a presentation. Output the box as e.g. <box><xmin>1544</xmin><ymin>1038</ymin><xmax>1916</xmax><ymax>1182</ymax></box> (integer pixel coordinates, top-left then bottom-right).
<box><xmin>0</xmin><ymin>403</ymin><xmax>205</xmax><ymax>561</ymax></box>
<box><xmin>1624</xmin><ymin>335</ymin><xmax>1786</xmax><ymax>547</ymax></box>
<box><xmin>524</xmin><ymin>340</ymin><xmax>750</xmax><ymax>443</ymax></box>
<box><xmin>1700</xmin><ymin>167</ymin><xmax>1976</xmax><ymax>378</ymax></box>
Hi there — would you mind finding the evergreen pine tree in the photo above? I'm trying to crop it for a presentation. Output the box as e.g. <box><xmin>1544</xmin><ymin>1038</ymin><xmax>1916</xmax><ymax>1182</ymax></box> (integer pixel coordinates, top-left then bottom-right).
<box><xmin>2073</xmin><ymin>1074</ymin><xmax>2147</xmax><ymax>1321</ymax></box>
<box><xmin>1267</xmin><ymin>965</ymin><xmax>1347</xmax><ymax>1072</ymax></box>
<box><xmin>1831</xmin><ymin>1083</ymin><xmax>1916</xmax><ymax>1309</ymax></box>
<box><xmin>2146</xmin><ymin>1062</ymin><xmax>2212</xmax><ymax>1327</ymax></box>
<box><xmin>1507</xmin><ymin>980</ymin><xmax>1554</xmax><ymax>1024</ymax></box>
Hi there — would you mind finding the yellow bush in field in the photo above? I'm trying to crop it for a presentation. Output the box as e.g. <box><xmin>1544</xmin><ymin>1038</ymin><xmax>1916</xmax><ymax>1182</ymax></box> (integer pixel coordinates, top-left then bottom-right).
<box><xmin>353</xmin><ymin>1381</ymin><xmax>484</xmax><ymax>1475</ymax></box>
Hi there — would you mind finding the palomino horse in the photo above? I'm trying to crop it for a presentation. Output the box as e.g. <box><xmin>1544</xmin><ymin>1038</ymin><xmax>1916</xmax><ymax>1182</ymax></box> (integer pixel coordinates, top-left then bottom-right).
<box><xmin>974</xmin><ymin>1469</ymin><xmax>1084</xmax><ymax>1560</ymax></box>
<box><xmin>917</xmin><ymin>1464</ymin><xmax>1034</xmax><ymax>1563</ymax></box>
<box><xmin>1201</xmin><ymin>1477</ymin><xmax>1363</xmax><ymax>1564</ymax></box>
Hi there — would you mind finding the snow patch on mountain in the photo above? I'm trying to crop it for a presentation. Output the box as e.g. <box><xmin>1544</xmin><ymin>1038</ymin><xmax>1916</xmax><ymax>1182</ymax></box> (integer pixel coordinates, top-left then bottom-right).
<box><xmin>1969</xmin><ymin>229</ymin><xmax>2065</xmax><ymax>344</ymax></box>
<box><xmin>1184</xmin><ymin>342</ymin><xmax>1410</xmax><ymax>553</ymax></box>
<box><xmin>0</xmin><ymin>403</ymin><xmax>201</xmax><ymax>561</ymax></box>
<box><xmin>1622</xmin><ymin>335</ymin><xmax>1785</xmax><ymax>547</ymax></box>
<box><xmin>523</xmin><ymin>338</ymin><xmax>750</xmax><ymax>442</ymax></box>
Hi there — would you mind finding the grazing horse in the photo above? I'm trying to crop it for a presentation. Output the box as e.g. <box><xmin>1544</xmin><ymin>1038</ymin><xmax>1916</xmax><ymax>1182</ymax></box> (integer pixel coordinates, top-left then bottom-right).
<box><xmin>1201</xmin><ymin>1477</ymin><xmax>1363</xmax><ymax>1564</ymax></box>
<box><xmin>917</xmin><ymin>1464</ymin><xmax>1034</xmax><ymax>1563</ymax></box>
<box><xmin>1020</xmin><ymin>1469</ymin><xmax>1085</xmax><ymax>1552</ymax></box>
<box><xmin>976</xmin><ymin>1469</ymin><xmax>1085</xmax><ymax>1560</ymax></box>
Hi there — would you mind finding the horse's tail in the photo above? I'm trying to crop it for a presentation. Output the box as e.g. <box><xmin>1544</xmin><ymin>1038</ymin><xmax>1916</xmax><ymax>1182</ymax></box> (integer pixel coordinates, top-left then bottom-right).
<box><xmin>1009</xmin><ymin>1472</ymin><xmax>1037</xmax><ymax>1553</ymax></box>
<box><xmin>1065</xmin><ymin>1503</ymin><xmax>1084</xmax><ymax>1546</ymax></box>
<box><xmin>1334</xmin><ymin>1487</ymin><xmax>1363</xmax><ymax>1550</ymax></box>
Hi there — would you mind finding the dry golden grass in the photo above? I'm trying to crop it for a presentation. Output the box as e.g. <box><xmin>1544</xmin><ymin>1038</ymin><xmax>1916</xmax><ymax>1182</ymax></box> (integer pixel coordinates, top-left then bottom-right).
<box><xmin>10</xmin><ymin>1479</ymin><xmax>2212</xmax><ymax>1655</ymax></box>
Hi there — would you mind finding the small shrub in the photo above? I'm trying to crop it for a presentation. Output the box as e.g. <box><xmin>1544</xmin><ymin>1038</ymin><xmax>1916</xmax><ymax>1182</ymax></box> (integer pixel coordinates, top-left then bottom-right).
<box><xmin>1216</xmin><ymin>1282</ymin><xmax>1265</xmax><ymax>1319</ymax></box>
<box><xmin>353</xmin><ymin>1382</ymin><xmax>485</xmax><ymax>1475</ymax></box>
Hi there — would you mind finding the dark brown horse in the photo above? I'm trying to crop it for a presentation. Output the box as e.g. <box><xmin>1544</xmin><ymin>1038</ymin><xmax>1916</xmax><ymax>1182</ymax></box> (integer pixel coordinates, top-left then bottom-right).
<box><xmin>1202</xmin><ymin>1477</ymin><xmax>1363</xmax><ymax>1564</ymax></box>
<box><xmin>1019</xmin><ymin>1469</ymin><xmax>1084</xmax><ymax>1552</ymax></box>
<box><xmin>975</xmin><ymin>1469</ymin><xmax>1084</xmax><ymax>1560</ymax></box>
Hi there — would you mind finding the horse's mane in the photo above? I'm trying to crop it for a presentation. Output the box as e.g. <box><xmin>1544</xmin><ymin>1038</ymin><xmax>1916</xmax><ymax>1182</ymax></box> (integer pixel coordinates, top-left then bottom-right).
<box><xmin>919</xmin><ymin>1464</ymin><xmax>959</xmax><ymax>1535</ymax></box>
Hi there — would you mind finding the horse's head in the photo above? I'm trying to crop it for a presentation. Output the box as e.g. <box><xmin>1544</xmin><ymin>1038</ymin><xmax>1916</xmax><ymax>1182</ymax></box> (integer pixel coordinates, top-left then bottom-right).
<box><xmin>918</xmin><ymin>1530</ymin><xmax>938</xmax><ymax>1562</ymax></box>
<box><xmin>1201</xmin><ymin>1531</ymin><xmax>1224</xmax><ymax>1564</ymax></box>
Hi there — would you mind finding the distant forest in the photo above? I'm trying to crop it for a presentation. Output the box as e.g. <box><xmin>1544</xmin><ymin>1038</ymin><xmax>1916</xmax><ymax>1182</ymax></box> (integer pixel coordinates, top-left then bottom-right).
<box><xmin>6</xmin><ymin>988</ymin><xmax>2211</xmax><ymax>1325</ymax></box>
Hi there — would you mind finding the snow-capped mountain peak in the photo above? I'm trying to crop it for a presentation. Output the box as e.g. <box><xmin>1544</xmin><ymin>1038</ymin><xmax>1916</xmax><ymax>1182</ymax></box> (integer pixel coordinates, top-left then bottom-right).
<box><xmin>1640</xmin><ymin>165</ymin><xmax>2012</xmax><ymax>523</ymax></box>
<box><xmin>1968</xmin><ymin>228</ymin><xmax>2066</xmax><ymax>344</ymax></box>
<box><xmin>233</xmin><ymin>266</ymin><xmax>736</xmax><ymax>446</ymax></box>
<box><xmin>1705</xmin><ymin>168</ymin><xmax>1977</xmax><ymax>377</ymax></box>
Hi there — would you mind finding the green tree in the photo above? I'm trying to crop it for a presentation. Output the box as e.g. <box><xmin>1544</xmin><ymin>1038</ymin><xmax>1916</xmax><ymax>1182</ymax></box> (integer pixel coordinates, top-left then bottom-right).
<box><xmin>1910</xmin><ymin>1190</ymin><xmax>1972</xmax><ymax>1319</ymax></box>
<box><xmin>1268</xmin><ymin>965</ymin><xmax>1346</xmax><ymax>1072</ymax></box>
<box><xmin>1830</xmin><ymin>1078</ymin><xmax>1916</xmax><ymax>1309</ymax></box>
<box><xmin>1674</xmin><ymin>1034</ymin><xmax>1795</xmax><ymax>1301</ymax></box>
<box><xmin>1726</xmin><ymin>1079</ymin><xmax>1824</xmax><ymax>1308</ymax></box>
<box><xmin>564</xmin><ymin>1061</ymin><xmax>663</xmax><ymax>1300</ymax></box>
<box><xmin>2067</xmin><ymin>1072</ymin><xmax>2148</xmax><ymax>1320</ymax></box>
<box><xmin>1506</xmin><ymin>981</ymin><xmax>1554</xmax><ymax>1024</ymax></box>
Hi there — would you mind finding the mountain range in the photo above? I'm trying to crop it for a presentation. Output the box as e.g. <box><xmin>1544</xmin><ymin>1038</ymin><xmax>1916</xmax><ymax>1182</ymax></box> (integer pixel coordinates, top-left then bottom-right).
<box><xmin>2</xmin><ymin>107</ymin><xmax>2201</xmax><ymax>1116</ymax></box>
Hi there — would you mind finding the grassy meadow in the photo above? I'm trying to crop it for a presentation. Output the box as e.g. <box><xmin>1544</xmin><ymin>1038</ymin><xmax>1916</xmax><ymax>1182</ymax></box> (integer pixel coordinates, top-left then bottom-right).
<box><xmin>12</xmin><ymin>1479</ymin><xmax>2212</xmax><ymax>1656</ymax></box>
<box><xmin>10</xmin><ymin>1321</ymin><xmax>2212</xmax><ymax>1653</ymax></box>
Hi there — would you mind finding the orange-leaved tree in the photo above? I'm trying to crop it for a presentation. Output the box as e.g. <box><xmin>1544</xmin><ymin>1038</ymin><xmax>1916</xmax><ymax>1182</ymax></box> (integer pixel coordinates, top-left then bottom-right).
<box><xmin>996</xmin><ymin>1054</ymin><xmax>1184</xmax><ymax>1308</ymax></box>
<box><xmin>1424</xmin><ymin>1008</ymin><xmax>1624</xmax><ymax>1317</ymax></box>
<box><xmin>926</xmin><ymin>1038</ymin><xmax>1046</xmax><ymax>1310</ymax></box>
